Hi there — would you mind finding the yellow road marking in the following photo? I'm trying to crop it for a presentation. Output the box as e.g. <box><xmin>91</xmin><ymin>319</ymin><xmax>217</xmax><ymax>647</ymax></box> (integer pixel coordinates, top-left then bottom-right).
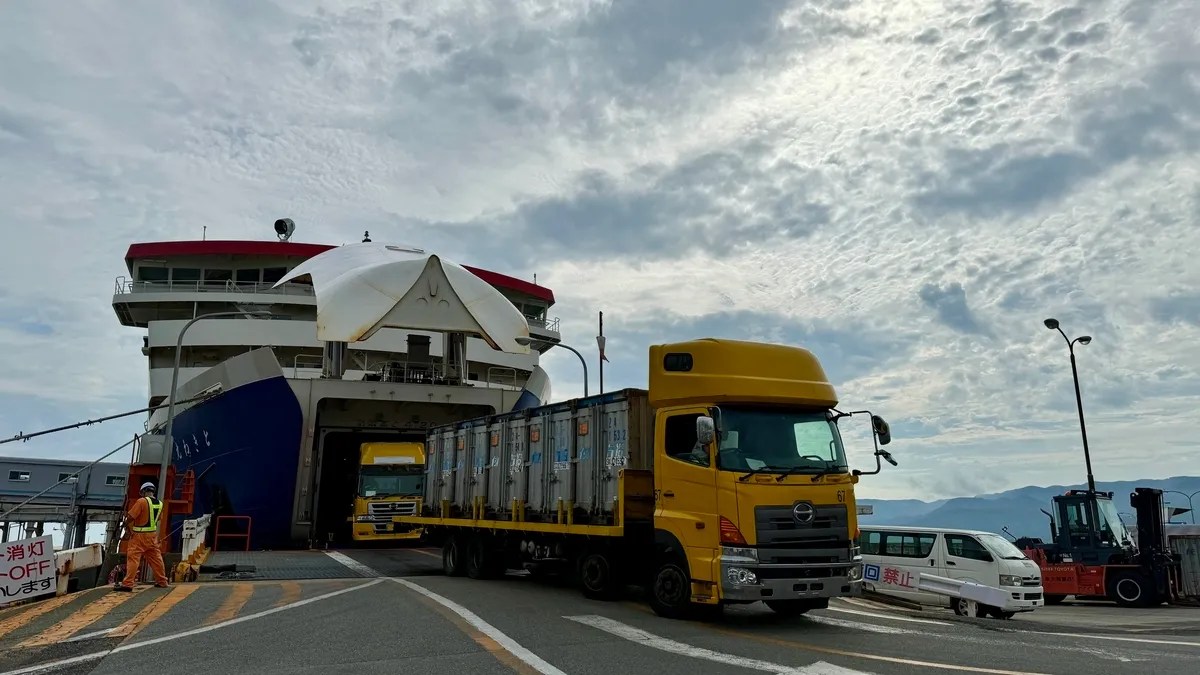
<box><xmin>205</xmin><ymin>583</ymin><xmax>253</xmax><ymax>625</ymax></box>
<box><xmin>0</xmin><ymin>594</ymin><xmax>80</xmax><ymax>638</ymax></box>
<box><xmin>412</xmin><ymin>548</ymin><xmax>441</xmax><ymax>559</ymax></box>
<box><xmin>409</xmin><ymin>591</ymin><xmax>540</xmax><ymax>675</ymax></box>
<box><xmin>18</xmin><ymin>588</ymin><xmax>144</xmax><ymax>647</ymax></box>
<box><xmin>715</xmin><ymin>627</ymin><xmax>1054</xmax><ymax>675</ymax></box>
<box><xmin>273</xmin><ymin>582</ymin><xmax>301</xmax><ymax>609</ymax></box>
<box><xmin>110</xmin><ymin>584</ymin><xmax>199</xmax><ymax>639</ymax></box>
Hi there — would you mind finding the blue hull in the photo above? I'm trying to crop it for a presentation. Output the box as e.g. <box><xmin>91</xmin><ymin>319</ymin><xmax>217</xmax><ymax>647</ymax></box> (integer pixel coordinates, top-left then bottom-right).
<box><xmin>166</xmin><ymin>375</ymin><xmax>304</xmax><ymax>550</ymax></box>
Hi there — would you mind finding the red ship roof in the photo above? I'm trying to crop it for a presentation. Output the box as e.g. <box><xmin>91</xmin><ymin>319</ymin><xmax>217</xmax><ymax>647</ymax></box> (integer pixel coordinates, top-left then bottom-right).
<box><xmin>124</xmin><ymin>240</ymin><xmax>554</xmax><ymax>303</ymax></box>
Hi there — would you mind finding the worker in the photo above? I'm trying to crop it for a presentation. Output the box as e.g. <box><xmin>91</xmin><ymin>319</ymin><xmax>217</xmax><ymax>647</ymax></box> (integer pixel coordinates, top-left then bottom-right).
<box><xmin>114</xmin><ymin>481</ymin><xmax>169</xmax><ymax>592</ymax></box>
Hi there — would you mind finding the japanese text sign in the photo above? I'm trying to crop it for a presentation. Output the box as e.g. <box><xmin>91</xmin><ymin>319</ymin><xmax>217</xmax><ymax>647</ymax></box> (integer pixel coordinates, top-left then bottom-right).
<box><xmin>0</xmin><ymin>536</ymin><xmax>56</xmax><ymax>602</ymax></box>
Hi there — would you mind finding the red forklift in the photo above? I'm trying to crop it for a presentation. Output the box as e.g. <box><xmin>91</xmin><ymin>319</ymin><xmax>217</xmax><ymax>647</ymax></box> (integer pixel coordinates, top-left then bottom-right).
<box><xmin>1015</xmin><ymin>487</ymin><xmax>1183</xmax><ymax>607</ymax></box>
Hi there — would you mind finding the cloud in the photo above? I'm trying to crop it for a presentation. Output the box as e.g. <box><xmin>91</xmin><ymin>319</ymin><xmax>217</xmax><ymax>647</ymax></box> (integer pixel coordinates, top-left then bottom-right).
<box><xmin>1</xmin><ymin>0</ymin><xmax>1198</xmax><ymax>501</ymax></box>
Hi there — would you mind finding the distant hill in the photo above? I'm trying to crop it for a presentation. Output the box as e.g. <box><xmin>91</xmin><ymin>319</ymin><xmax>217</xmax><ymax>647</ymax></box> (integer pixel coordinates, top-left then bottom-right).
<box><xmin>860</xmin><ymin>477</ymin><xmax>1200</xmax><ymax>539</ymax></box>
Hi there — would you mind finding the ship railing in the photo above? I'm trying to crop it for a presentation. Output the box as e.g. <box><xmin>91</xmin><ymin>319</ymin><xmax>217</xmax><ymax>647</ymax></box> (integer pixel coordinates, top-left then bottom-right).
<box><xmin>114</xmin><ymin>276</ymin><xmax>315</xmax><ymax>297</ymax></box>
<box><xmin>526</xmin><ymin>316</ymin><xmax>561</xmax><ymax>332</ymax></box>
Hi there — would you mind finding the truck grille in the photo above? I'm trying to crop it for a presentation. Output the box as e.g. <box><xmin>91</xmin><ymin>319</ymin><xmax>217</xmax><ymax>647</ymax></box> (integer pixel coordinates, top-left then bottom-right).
<box><xmin>367</xmin><ymin>501</ymin><xmax>417</xmax><ymax>517</ymax></box>
<box><xmin>754</xmin><ymin>503</ymin><xmax>850</xmax><ymax>548</ymax></box>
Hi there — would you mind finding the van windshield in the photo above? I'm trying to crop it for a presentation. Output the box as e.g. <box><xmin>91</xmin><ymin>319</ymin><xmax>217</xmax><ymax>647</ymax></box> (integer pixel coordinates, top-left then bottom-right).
<box><xmin>977</xmin><ymin>533</ymin><xmax>1028</xmax><ymax>561</ymax></box>
<box><xmin>716</xmin><ymin>406</ymin><xmax>848</xmax><ymax>475</ymax></box>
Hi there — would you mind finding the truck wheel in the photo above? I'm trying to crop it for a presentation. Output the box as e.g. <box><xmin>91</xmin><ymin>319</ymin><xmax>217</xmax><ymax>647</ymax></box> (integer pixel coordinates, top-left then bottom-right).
<box><xmin>648</xmin><ymin>560</ymin><xmax>692</xmax><ymax>619</ymax></box>
<box><xmin>466</xmin><ymin>536</ymin><xmax>501</xmax><ymax>580</ymax></box>
<box><xmin>578</xmin><ymin>552</ymin><xmax>621</xmax><ymax>601</ymax></box>
<box><xmin>1108</xmin><ymin>571</ymin><xmax>1158</xmax><ymax>608</ymax></box>
<box><xmin>442</xmin><ymin>536</ymin><xmax>465</xmax><ymax>577</ymax></box>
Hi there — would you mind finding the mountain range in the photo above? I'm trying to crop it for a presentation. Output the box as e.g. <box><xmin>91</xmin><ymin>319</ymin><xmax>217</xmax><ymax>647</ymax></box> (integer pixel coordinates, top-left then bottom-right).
<box><xmin>859</xmin><ymin>476</ymin><xmax>1200</xmax><ymax>539</ymax></box>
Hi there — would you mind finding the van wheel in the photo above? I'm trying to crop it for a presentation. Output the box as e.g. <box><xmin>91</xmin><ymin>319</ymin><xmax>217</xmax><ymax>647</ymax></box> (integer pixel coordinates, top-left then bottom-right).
<box><xmin>648</xmin><ymin>559</ymin><xmax>692</xmax><ymax>619</ymax></box>
<box><xmin>953</xmin><ymin>598</ymin><xmax>988</xmax><ymax>617</ymax></box>
<box><xmin>443</xmin><ymin>536</ymin><xmax>465</xmax><ymax>577</ymax></box>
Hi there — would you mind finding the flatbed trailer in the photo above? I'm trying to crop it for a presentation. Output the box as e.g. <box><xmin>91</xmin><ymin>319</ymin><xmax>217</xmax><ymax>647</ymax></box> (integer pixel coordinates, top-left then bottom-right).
<box><xmin>396</xmin><ymin>338</ymin><xmax>897</xmax><ymax>619</ymax></box>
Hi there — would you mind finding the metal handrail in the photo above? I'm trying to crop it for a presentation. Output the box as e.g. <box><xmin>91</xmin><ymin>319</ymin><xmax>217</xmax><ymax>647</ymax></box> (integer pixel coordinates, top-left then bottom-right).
<box><xmin>114</xmin><ymin>276</ymin><xmax>315</xmax><ymax>297</ymax></box>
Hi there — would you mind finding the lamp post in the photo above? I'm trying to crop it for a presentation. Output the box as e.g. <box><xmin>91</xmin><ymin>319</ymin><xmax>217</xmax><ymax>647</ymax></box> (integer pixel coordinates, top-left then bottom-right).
<box><xmin>516</xmin><ymin>336</ymin><xmax>588</xmax><ymax>397</ymax></box>
<box><xmin>1043</xmin><ymin>318</ymin><xmax>1096</xmax><ymax>493</ymax></box>
<box><xmin>1164</xmin><ymin>490</ymin><xmax>1200</xmax><ymax>524</ymax></box>
<box><xmin>159</xmin><ymin>311</ymin><xmax>271</xmax><ymax>501</ymax></box>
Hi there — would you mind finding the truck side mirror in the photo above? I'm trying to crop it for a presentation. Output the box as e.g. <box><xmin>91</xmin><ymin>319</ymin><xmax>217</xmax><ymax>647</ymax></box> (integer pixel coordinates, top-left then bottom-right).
<box><xmin>871</xmin><ymin>415</ymin><xmax>892</xmax><ymax>446</ymax></box>
<box><xmin>696</xmin><ymin>415</ymin><xmax>716</xmax><ymax>446</ymax></box>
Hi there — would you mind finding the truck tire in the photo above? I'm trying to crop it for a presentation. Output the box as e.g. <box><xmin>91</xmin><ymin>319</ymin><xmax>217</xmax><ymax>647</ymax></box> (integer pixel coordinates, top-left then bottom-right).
<box><xmin>578</xmin><ymin>552</ymin><xmax>622</xmax><ymax>601</ymax></box>
<box><xmin>648</xmin><ymin>559</ymin><xmax>692</xmax><ymax>619</ymax></box>
<box><xmin>466</xmin><ymin>536</ymin><xmax>502</xmax><ymax>580</ymax></box>
<box><xmin>443</xmin><ymin>535</ymin><xmax>466</xmax><ymax>577</ymax></box>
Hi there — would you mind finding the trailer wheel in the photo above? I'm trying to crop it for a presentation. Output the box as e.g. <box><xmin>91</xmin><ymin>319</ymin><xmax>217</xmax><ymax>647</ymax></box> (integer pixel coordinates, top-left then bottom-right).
<box><xmin>466</xmin><ymin>536</ymin><xmax>502</xmax><ymax>580</ymax></box>
<box><xmin>578</xmin><ymin>552</ymin><xmax>622</xmax><ymax>601</ymax></box>
<box><xmin>648</xmin><ymin>559</ymin><xmax>692</xmax><ymax>619</ymax></box>
<box><xmin>442</xmin><ymin>536</ymin><xmax>466</xmax><ymax>577</ymax></box>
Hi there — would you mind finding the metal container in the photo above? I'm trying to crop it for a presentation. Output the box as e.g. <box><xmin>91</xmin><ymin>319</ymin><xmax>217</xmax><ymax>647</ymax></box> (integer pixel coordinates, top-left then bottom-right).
<box><xmin>1169</xmin><ymin>534</ymin><xmax>1200</xmax><ymax>598</ymax></box>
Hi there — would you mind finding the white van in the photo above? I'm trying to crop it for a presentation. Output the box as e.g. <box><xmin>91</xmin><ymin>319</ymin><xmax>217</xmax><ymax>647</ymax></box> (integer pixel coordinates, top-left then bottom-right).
<box><xmin>858</xmin><ymin>525</ymin><xmax>1044</xmax><ymax>618</ymax></box>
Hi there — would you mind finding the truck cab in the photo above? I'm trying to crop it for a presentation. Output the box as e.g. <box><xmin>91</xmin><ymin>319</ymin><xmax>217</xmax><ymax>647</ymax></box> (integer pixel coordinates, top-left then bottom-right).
<box><xmin>350</xmin><ymin>442</ymin><xmax>426</xmax><ymax>542</ymax></box>
<box><xmin>645</xmin><ymin>339</ymin><xmax>897</xmax><ymax>617</ymax></box>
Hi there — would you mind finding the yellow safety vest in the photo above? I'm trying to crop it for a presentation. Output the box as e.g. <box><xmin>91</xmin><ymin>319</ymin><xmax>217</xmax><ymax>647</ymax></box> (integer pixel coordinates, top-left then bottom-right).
<box><xmin>131</xmin><ymin>497</ymin><xmax>162</xmax><ymax>533</ymax></box>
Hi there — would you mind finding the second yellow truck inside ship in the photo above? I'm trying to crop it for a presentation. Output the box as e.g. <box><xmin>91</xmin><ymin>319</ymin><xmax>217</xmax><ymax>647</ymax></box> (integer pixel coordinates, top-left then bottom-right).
<box><xmin>394</xmin><ymin>337</ymin><xmax>898</xmax><ymax>619</ymax></box>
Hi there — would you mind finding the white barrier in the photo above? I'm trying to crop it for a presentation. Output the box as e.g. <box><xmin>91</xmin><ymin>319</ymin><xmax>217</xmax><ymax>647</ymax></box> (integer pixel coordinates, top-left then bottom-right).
<box><xmin>55</xmin><ymin>543</ymin><xmax>105</xmax><ymax>597</ymax></box>
<box><xmin>181</xmin><ymin>514</ymin><xmax>213</xmax><ymax>565</ymax></box>
<box><xmin>918</xmin><ymin>573</ymin><xmax>1011</xmax><ymax>618</ymax></box>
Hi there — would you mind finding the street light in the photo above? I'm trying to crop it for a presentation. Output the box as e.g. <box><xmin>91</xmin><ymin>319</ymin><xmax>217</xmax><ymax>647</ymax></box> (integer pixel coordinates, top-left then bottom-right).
<box><xmin>1043</xmin><ymin>318</ymin><xmax>1096</xmax><ymax>493</ymax></box>
<box><xmin>159</xmin><ymin>311</ymin><xmax>273</xmax><ymax>503</ymax></box>
<box><xmin>1164</xmin><ymin>490</ymin><xmax>1200</xmax><ymax>524</ymax></box>
<box><xmin>515</xmin><ymin>336</ymin><xmax>589</xmax><ymax>397</ymax></box>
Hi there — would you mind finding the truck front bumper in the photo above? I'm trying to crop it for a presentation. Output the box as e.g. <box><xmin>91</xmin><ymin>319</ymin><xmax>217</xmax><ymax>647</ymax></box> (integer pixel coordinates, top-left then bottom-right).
<box><xmin>719</xmin><ymin>547</ymin><xmax>862</xmax><ymax>602</ymax></box>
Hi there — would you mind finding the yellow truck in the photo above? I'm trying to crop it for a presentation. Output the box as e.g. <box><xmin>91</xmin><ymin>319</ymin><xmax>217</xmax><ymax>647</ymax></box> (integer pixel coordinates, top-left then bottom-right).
<box><xmin>350</xmin><ymin>442</ymin><xmax>426</xmax><ymax>542</ymax></box>
<box><xmin>394</xmin><ymin>338</ymin><xmax>897</xmax><ymax>618</ymax></box>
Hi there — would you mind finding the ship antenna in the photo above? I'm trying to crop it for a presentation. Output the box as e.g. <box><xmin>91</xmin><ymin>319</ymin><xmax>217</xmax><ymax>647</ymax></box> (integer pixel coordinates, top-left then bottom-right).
<box><xmin>362</xmin><ymin>231</ymin><xmax>371</xmax><ymax>243</ymax></box>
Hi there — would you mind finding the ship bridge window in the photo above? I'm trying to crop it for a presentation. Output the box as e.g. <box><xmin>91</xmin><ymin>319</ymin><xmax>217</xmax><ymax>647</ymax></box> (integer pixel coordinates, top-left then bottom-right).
<box><xmin>262</xmin><ymin>267</ymin><xmax>288</xmax><ymax>283</ymax></box>
<box><xmin>235</xmin><ymin>269</ymin><xmax>261</xmax><ymax>283</ymax></box>
<box><xmin>136</xmin><ymin>266</ymin><xmax>168</xmax><ymax>282</ymax></box>
<box><xmin>171</xmin><ymin>268</ymin><xmax>201</xmax><ymax>282</ymax></box>
<box><xmin>7</xmin><ymin>471</ymin><xmax>30</xmax><ymax>482</ymax></box>
<box><xmin>204</xmin><ymin>269</ymin><xmax>233</xmax><ymax>283</ymax></box>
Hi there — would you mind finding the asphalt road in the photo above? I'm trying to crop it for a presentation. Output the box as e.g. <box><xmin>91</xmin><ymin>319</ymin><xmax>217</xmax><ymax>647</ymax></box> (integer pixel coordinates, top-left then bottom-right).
<box><xmin>0</xmin><ymin>548</ymin><xmax>1196</xmax><ymax>675</ymax></box>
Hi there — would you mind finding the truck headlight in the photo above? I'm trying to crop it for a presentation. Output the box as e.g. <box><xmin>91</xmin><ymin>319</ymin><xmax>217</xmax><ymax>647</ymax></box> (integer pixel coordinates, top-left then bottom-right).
<box><xmin>355</xmin><ymin>515</ymin><xmax>372</xmax><ymax>522</ymax></box>
<box><xmin>725</xmin><ymin>567</ymin><xmax>759</xmax><ymax>585</ymax></box>
<box><xmin>720</xmin><ymin>546</ymin><xmax>758</xmax><ymax>563</ymax></box>
<box><xmin>848</xmin><ymin>562</ymin><xmax>863</xmax><ymax>581</ymax></box>
<box><xmin>998</xmin><ymin>574</ymin><xmax>1022</xmax><ymax>586</ymax></box>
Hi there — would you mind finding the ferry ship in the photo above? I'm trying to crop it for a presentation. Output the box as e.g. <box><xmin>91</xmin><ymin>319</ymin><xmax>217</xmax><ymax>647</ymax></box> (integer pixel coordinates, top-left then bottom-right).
<box><xmin>112</xmin><ymin>226</ymin><xmax>559</xmax><ymax>550</ymax></box>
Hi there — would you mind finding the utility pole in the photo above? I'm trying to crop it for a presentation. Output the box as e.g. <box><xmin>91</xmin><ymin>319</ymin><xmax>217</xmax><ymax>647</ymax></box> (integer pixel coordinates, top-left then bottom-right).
<box><xmin>597</xmin><ymin>311</ymin><xmax>605</xmax><ymax>395</ymax></box>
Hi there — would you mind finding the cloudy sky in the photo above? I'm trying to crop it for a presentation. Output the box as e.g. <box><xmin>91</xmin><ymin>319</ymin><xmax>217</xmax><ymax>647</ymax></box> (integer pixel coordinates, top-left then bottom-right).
<box><xmin>1</xmin><ymin>0</ymin><xmax>1197</xmax><ymax>500</ymax></box>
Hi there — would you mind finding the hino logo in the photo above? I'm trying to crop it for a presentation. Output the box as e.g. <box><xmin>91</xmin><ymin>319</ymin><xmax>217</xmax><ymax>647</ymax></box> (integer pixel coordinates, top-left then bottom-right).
<box><xmin>792</xmin><ymin>502</ymin><xmax>816</xmax><ymax>523</ymax></box>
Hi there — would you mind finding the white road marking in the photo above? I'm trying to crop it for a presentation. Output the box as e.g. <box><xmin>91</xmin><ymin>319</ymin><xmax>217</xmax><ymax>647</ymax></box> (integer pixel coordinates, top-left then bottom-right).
<box><xmin>826</xmin><ymin>605</ymin><xmax>952</xmax><ymax>626</ymax></box>
<box><xmin>0</xmin><ymin>579</ymin><xmax>385</xmax><ymax>675</ymax></box>
<box><xmin>324</xmin><ymin>550</ymin><xmax>383</xmax><ymax>577</ymax></box>
<box><xmin>392</xmin><ymin>578</ymin><xmax>569</xmax><ymax>675</ymax></box>
<box><xmin>806</xmin><ymin>615</ymin><xmax>917</xmax><ymax>634</ymax></box>
<box><xmin>566</xmin><ymin>614</ymin><xmax>874</xmax><ymax>674</ymax></box>
<box><xmin>1016</xmin><ymin>629</ymin><xmax>1200</xmax><ymax>648</ymax></box>
<box><xmin>62</xmin><ymin>627</ymin><xmax>117</xmax><ymax>643</ymax></box>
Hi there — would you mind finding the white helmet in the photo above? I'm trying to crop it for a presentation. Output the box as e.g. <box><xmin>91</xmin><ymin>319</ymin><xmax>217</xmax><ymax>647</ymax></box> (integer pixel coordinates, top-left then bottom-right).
<box><xmin>140</xmin><ymin>481</ymin><xmax>156</xmax><ymax>492</ymax></box>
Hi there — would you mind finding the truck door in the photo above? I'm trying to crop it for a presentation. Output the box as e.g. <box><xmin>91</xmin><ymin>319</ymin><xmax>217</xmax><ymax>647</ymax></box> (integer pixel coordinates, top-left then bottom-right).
<box><xmin>654</xmin><ymin>409</ymin><xmax>718</xmax><ymax>581</ymax></box>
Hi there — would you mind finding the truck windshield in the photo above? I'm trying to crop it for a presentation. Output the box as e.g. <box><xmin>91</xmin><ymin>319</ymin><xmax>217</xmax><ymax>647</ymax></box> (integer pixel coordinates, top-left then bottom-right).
<box><xmin>716</xmin><ymin>406</ymin><xmax>848</xmax><ymax>474</ymax></box>
<box><xmin>977</xmin><ymin>533</ymin><xmax>1028</xmax><ymax>560</ymax></box>
<box><xmin>359</xmin><ymin>466</ymin><xmax>423</xmax><ymax>498</ymax></box>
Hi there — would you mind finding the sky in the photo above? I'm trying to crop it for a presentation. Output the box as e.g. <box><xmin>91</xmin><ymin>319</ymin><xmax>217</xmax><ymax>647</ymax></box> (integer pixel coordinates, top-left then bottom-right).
<box><xmin>0</xmin><ymin>0</ymin><xmax>1197</xmax><ymax>502</ymax></box>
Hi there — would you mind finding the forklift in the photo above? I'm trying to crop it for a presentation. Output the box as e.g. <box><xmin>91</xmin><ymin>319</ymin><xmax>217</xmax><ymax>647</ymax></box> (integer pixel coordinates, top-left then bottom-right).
<box><xmin>1014</xmin><ymin>487</ymin><xmax>1183</xmax><ymax>607</ymax></box>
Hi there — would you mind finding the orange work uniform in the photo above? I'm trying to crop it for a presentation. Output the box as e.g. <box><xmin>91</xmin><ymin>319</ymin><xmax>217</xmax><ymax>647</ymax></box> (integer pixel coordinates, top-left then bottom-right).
<box><xmin>120</xmin><ymin>496</ymin><xmax>169</xmax><ymax>588</ymax></box>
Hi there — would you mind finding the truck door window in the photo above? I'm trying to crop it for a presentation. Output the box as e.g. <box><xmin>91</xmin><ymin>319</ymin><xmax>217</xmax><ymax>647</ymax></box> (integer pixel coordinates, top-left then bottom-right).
<box><xmin>664</xmin><ymin>413</ymin><xmax>709</xmax><ymax>467</ymax></box>
<box><xmin>945</xmin><ymin>534</ymin><xmax>993</xmax><ymax>562</ymax></box>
